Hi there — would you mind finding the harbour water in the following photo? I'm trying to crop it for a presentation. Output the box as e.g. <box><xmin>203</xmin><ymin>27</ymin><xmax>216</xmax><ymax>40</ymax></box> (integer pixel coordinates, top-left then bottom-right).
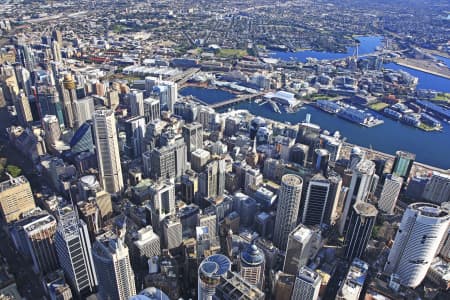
<box><xmin>270</xmin><ymin>36</ymin><xmax>383</xmax><ymax>63</ymax></box>
<box><xmin>179</xmin><ymin>86</ymin><xmax>450</xmax><ymax>170</ymax></box>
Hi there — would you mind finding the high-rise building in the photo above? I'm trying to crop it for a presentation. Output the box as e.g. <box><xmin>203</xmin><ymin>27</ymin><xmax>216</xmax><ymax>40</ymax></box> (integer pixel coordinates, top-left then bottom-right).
<box><xmin>344</xmin><ymin>202</ymin><xmax>378</xmax><ymax>261</ymax></box>
<box><xmin>214</xmin><ymin>271</ymin><xmax>265</xmax><ymax>300</ymax></box>
<box><xmin>291</xmin><ymin>266</ymin><xmax>321</xmax><ymax>300</ymax></box>
<box><xmin>0</xmin><ymin>175</ymin><xmax>35</xmax><ymax>223</ymax></box>
<box><xmin>198</xmin><ymin>254</ymin><xmax>231</xmax><ymax>300</ymax></box>
<box><xmin>43</xmin><ymin>115</ymin><xmax>61</xmax><ymax>145</ymax></box>
<box><xmin>239</xmin><ymin>244</ymin><xmax>265</xmax><ymax>289</ymax></box>
<box><xmin>70</xmin><ymin>122</ymin><xmax>94</xmax><ymax>154</ymax></box>
<box><xmin>391</xmin><ymin>150</ymin><xmax>415</xmax><ymax>181</ymax></box>
<box><xmin>74</xmin><ymin>97</ymin><xmax>94</xmax><ymax>128</ymax></box>
<box><xmin>24</xmin><ymin>214</ymin><xmax>59</xmax><ymax>275</ymax></box>
<box><xmin>283</xmin><ymin>224</ymin><xmax>313</xmax><ymax>275</ymax></box>
<box><xmin>143</xmin><ymin>97</ymin><xmax>160</xmax><ymax>123</ymax></box>
<box><xmin>162</xmin><ymin>216</ymin><xmax>182</xmax><ymax>250</ymax></box>
<box><xmin>339</xmin><ymin>159</ymin><xmax>377</xmax><ymax>234</ymax></box>
<box><xmin>55</xmin><ymin>206</ymin><xmax>98</xmax><ymax>296</ymax></box>
<box><xmin>302</xmin><ymin>174</ymin><xmax>330</xmax><ymax>226</ymax></box>
<box><xmin>123</xmin><ymin>116</ymin><xmax>146</xmax><ymax>158</ymax></box>
<box><xmin>132</xmin><ymin>225</ymin><xmax>161</xmax><ymax>264</ymax></box>
<box><xmin>422</xmin><ymin>172</ymin><xmax>450</xmax><ymax>204</ymax></box>
<box><xmin>129</xmin><ymin>90</ymin><xmax>144</xmax><ymax>117</ymax></box>
<box><xmin>199</xmin><ymin>213</ymin><xmax>217</xmax><ymax>240</ymax></box>
<box><xmin>93</xmin><ymin>109</ymin><xmax>124</xmax><ymax>194</ymax></box>
<box><xmin>61</xmin><ymin>73</ymin><xmax>78</xmax><ymax>129</ymax></box>
<box><xmin>191</xmin><ymin>149</ymin><xmax>211</xmax><ymax>173</ymax></box>
<box><xmin>183</xmin><ymin>123</ymin><xmax>203</xmax><ymax>161</ymax></box>
<box><xmin>336</xmin><ymin>258</ymin><xmax>368</xmax><ymax>300</ymax></box>
<box><xmin>148</xmin><ymin>146</ymin><xmax>176</xmax><ymax>180</ymax></box>
<box><xmin>378</xmin><ymin>174</ymin><xmax>403</xmax><ymax>214</ymax></box>
<box><xmin>15</xmin><ymin>90</ymin><xmax>33</xmax><ymax>127</ymax></box>
<box><xmin>384</xmin><ymin>203</ymin><xmax>450</xmax><ymax>288</ymax></box>
<box><xmin>154</xmin><ymin>81</ymin><xmax>177</xmax><ymax>113</ymax></box>
<box><xmin>92</xmin><ymin>229</ymin><xmax>136</xmax><ymax>300</ymax></box>
<box><xmin>148</xmin><ymin>181</ymin><xmax>176</xmax><ymax>233</ymax></box>
<box><xmin>273</xmin><ymin>174</ymin><xmax>303</xmax><ymax>251</ymax></box>
<box><xmin>312</xmin><ymin>149</ymin><xmax>330</xmax><ymax>176</ymax></box>
<box><xmin>51</xmin><ymin>40</ymin><xmax>62</xmax><ymax>63</ymax></box>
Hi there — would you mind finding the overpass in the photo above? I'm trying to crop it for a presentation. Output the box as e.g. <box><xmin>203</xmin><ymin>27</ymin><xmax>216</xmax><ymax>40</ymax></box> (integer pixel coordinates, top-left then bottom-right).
<box><xmin>209</xmin><ymin>92</ymin><xmax>265</xmax><ymax>109</ymax></box>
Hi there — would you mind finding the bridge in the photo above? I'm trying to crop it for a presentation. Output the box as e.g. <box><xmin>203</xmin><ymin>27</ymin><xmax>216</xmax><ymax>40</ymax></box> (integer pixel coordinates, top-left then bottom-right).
<box><xmin>209</xmin><ymin>92</ymin><xmax>265</xmax><ymax>109</ymax></box>
<box><xmin>168</xmin><ymin>68</ymin><xmax>200</xmax><ymax>85</ymax></box>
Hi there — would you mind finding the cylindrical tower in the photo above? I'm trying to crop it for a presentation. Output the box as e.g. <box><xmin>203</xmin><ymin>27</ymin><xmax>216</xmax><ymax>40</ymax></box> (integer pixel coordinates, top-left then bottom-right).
<box><xmin>239</xmin><ymin>243</ymin><xmax>265</xmax><ymax>289</ymax></box>
<box><xmin>198</xmin><ymin>254</ymin><xmax>231</xmax><ymax>300</ymax></box>
<box><xmin>384</xmin><ymin>203</ymin><xmax>450</xmax><ymax>288</ymax></box>
<box><xmin>273</xmin><ymin>174</ymin><xmax>303</xmax><ymax>251</ymax></box>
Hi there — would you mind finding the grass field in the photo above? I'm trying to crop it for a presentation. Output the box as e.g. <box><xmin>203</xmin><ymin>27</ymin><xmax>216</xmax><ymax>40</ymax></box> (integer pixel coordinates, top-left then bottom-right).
<box><xmin>217</xmin><ymin>48</ymin><xmax>248</xmax><ymax>58</ymax></box>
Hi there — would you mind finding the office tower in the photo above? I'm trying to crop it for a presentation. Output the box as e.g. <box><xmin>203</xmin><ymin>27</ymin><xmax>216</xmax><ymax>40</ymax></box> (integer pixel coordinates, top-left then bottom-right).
<box><xmin>148</xmin><ymin>146</ymin><xmax>176</xmax><ymax>180</ymax></box>
<box><xmin>106</xmin><ymin>89</ymin><xmax>119</xmax><ymax>110</ymax></box>
<box><xmin>240</xmin><ymin>197</ymin><xmax>257</xmax><ymax>228</ymax></box>
<box><xmin>214</xmin><ymin>272</ymin><xmax>265</xmax><ymax>300</ymax></box>
<box><xmin>323</xmin><ymin>173</ymin><xmax>342</xmax><ymax>225</ymax></box>
<box><xmin>378</xmin><ymin>174</ymin><xmax>403</xmax><ymax>214</ymax></box>
<box><xmin>337</xmin><ymin>258</ymin><xmax>368</xmax><ymax>300</ymax></box>
<box><xmin>51</xmin><ymin>40</ymin><xmax>62</xmax><ymax>63</ymax></box>
<box><xmin>24</xmin><ymin>214</ymin><xmax>58</xmax><ymax>275</ymax></box>
<box><xmin>183</xmin><ymin>123</ymin><xmax>203</xmax><ymax>161</ymax></box>
<box><xmin>55</xmin><ymin>206</ymin><xmax>97</xmax><ymax>296</ymax></box>
<box><xmin>123</xmin><ymin>116</ymin><xmax>146</xmax><ymax>158</ymax></box>
<box><xmin>172</xmin><ymin>136</ymin><xmax>188</xmax><ymax>178</ymax></box>
<box><xmin>244</xmin><ymin>168</ymin><xmax>263</xmax><ymax>194</ymax></box>
<box><xmin>148</xmin><ymin>181</ymin><xmax>176</xmax><ymax>233</ymax></box>
<box><xmin>391</xmin><ymin>150</ymin><xmax>415</xmax><ymax>181</ymax></box>
<box><xmin>74</xmin><ymin>97</ymin><xmax>94</xmax><ymax>128</ymax></box>
<box><xmin>283</xmin><ymin>224</ymin><xmax>313</xmax><ymax>275</ymax></box>
<box><xmin>15</xmin><ymin>65</ymin><xmax>32</xmax><ymax>96</ymax></box>
<box><xmin>181</xmin><ymin>173</ymin><xmax>198</xmax><ymax>204</ymax></box>
<box><xmin>199</xmin><ymin>160</ymin><xmax>218</xmax><ymax>200</ymax></box>
<box><xmin>42</xmin><ymin>114</ymin><xmax>61</xmax><ymax>145</ymax></box>
<box><xmin>405</xmin><ymin>175</ymin><xmax>429</xmax><ymax>200</ymax></box>
<box><xmin>313</xmin><ymin>149</ymin><xmax>330</xmax><ymax>175</ymax></box>
<box><xmin>129</xmin><ymin>90</ymin><xmax>144</xmax><ymax>117</ymax></box>
<box><xmin>422</xmin><ymin>172</ymin><xmax>450</xmax><ymax>204</ymax></box>
<box><xmin>239</xmin><ymin>244</ymin><xmax>265</xmax><ymax>289</ymax></box>
<box><xmin>198</xmin><ymin>254</ymin><xmax>231</xmax><ymax>300</ymax></box>
<box><xmin>0</xmin><ymin>175</ymin><xmax>35</xmax><ymax>223</ymax></box>
<box><xmin>384</xmin><ymin>203</ymin><xmax>450</xmax><ymax>288</ymax></box>
<box><xmin>291</xmin><ymin>266</ymin><xmax>321</xmax><ymax>300</ymax></box>
<box><xmin>15</xmin><ymin>90</ymin><xmax>33</xmax><ymax>127</ymax></box>
<box><xmin>339</xmin><ymin>159</ymin><xmax>377</xmax><ymax>234</ymax></box>
<box><xmin>273</xmin><ymin>174</ymin><xmax>303</xmax><ymax>251</ymax></box>
<box><xmin>52</xmin><ymin>29</ymin><xmax>63</xmax><ymax>46</ymax></box>
<box><xmin>70</xmin><ymin>122</ymin><xmax>94</xmax><ymax>154</ymax></box>
<box><xmin>199</xmin><ymin>213</ymin><xmax>217</xmax><ymax>240</ymax></box>
<box><xmin>17</xmin><ymin>44</ymin><xmax>36</xmax><ymax>71</ymax></box>
<box><xmin>290</xmin><ymin>144</ymin><xmax>309</xmax><ymax>166</ymax></box>
<box><xmin>92</xmin><ymin>229</ymin><xmax>136</xmax><ymax>300</ymax></box>
<box><xmin>132</xmin><ymin>226</ymin><xmax>161</xmax><ymax>264</ymax></box>
<box><xmin>191</xmin><ymin>149</ymin><xmax>211</xmax><ymax>172</ymax></box>
<box><xmin>155</xmin><ymin>80</ymin><xmax>177</xmax><ymax>113</ymax></box>
<box><xmin>77</xmin><ymin>200</ymin><xmax>101</xmax><ymax>239</ymax></box>
<box><xmin>162</xmin><ymin>216</ymin><xmax>182</xmax><ymax>250</ymax></box>
<box><xmin>93</xmin><ymin>109</ymin><xmax>124</xmax><ymax>194</ymax></box>
<box><xmin>302</xmin><ymin>174</ymin><xmax>331</xmax><ymax>226</ymax></box>
<box><xmin>37</xmin><ymin>86</ymin><xmax>64</xmax><ymax>125</ymax></box>
<box><xmin>62</xmin><ymin>73</ymin><xmax>77</xmax><ymax>128</ymax></box>
<box><xmin>344</xmin><ymin>202</ymin><xmax>378</xmax><ymax>261</ymax></box>
<box><xmin>143</xmin><ymin>97</ymin><xmax>160</xmax><ymax>123</ymax></box>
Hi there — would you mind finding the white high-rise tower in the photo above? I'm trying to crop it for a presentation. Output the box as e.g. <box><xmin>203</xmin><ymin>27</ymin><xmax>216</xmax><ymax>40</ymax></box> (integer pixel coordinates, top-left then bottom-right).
<box><xmin>384</xmin><ymin>203</ymin><xmax>450</xmax><ymax>288</ymax></box>
<box><xmin>93</xmin><ymin>109</ymin><xmax>123</xmax><ymax>194</ymax></box>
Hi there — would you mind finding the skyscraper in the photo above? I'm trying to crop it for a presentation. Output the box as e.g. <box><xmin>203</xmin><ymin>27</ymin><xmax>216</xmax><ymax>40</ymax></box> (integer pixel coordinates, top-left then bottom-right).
<box><xmin>61</xmin><ymin>73</ymin><xmax>77</xmax><ymax>129</ymax></box>
<box><xmin>93</xmin><ymin>109</ymin><xmax>124</xmax><ymax>194</ymax></box>
<box><xmin>42</xmin><ymin>114</ymin><xmax>61</xmax><ymax>145</ymax></box>
<box><xmin>129</xmin><ymin>90</ymin><xmax>144</xmax><ymax>117</ymax></box>
<box><xmin>92</xmin><ymin>228</ymin><xmax>136</xmax><ymax>300</ymax></box>
<box><xmin>74</xmin><ymin>97</ymin><xmax>95</xmax><ymax>128</ymax></box>
<box><xmin>123</xmin><ymin>116</ymin><xmax>146</xmax><ymax>158</ymax></box>
<box><xmin>183</xmin><ymin>122</ymin><xmax>203</xmax><ymax>161</ymax></box>
<box><xmin>339</xmin><ymin>159</ymin><xmax>377</xmax><ymax>234</ymax></box>
<box><xmin>422</xmin><ymin>172</ymin><xmax>450</xmax><ymax>204</ymax></box>
<box><xmin>0</xmin><ymin>175</ymin><xmax>35</xmax><ymax>223</ymax></box>
<box><xmin>143</xmin><ymin>97</ymin><xmax>160</xmax><ymax>123</ymax></box>
<box><xmin>239</xmin><ymin>244</ymin><xmax>265</xmax><ymax>289</ymax></box>
<box><xmin>344</xmin><ymin>202</ymin><xmax>378</xmax><ymax>261</ymax></box>
<box><xmin>148</xmin><ymin>146</ymin><xmax>176</xmax><ymax>180</ymax></box>
<box><xmin>15</xmin><ymin>90</ymin><xmax>33</xmax><ymax>127</ymax></box>
<box><xmin>55</xmin><ymin>206</ymin><xmax>98</xmax><ymax>296</ymax></box>
<box><xmin>384</xmin><ymin>203</ymin><xmax>450</xmax><ymax>288</ymax></box>
<box><xmin>302</xmin><ymin>174</ymin><xmax>330</xmax><ymax>226</ymax></box>
<box><xmin>291</xmin><ymin>266</ymin><xmax>321</xmax><ymax>300</ymax></box>
<box><xmin>273</xmin><ymin>174</ymin><xmax>303</xmax><ymax>251</ymax></box>
<box><xmin>378</xmin><ymin>174</ymin><xmax>403</xmax><ymax>214</ymax></box>
<box><xmin>70</xmin><ymin>122</ymin><xmax>95</xmax><ymax>154</ymax></box>
<box><xmin>162</xmin><ymin>216</ymin><xmax>182</xmax><ymax>250</ymax></box>
<box><xmin>391</xmin><ymin>150</ymin><xmax>415</xmax><ymax>181</ymax></box>
<box><xmin>24</xmin><ymin>214</ymin><xmax>59</xmax><ymax>275</ymax></box>
<box><xmin>198</xmin><ymin>254</ymin><xmax>231</xmax><ymax>300</ymax></box>
<box><xmin>283</xmin><ymin>224</ymin><xmax>314</xmax><ymax>275</ymax></box>
<box><xmin>148</xmin><ymin>180</ymin><xmax>176</xmax><ymax>233</ymax></box>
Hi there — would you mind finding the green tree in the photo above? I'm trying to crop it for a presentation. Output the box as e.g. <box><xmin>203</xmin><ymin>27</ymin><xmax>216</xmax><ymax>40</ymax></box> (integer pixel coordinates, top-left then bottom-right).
<box><xmin>6</xmin><ymin>165</ymin><xmax>22</xmax><ymax>177</ymax></box>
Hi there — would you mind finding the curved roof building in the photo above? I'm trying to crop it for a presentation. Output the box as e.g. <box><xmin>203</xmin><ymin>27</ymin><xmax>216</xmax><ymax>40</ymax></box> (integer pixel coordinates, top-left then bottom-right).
<box><xmin>198</xmin><ymin>254</ymin><xmax>231</xmax><ymax>300</ymax></box>
<box><xmin>240</xmin><ymin>244</ymin><xmax>265</xmax><ymax>288</ymax></box>
<box><xmin>130</xmin><ymin>287</ymin><xmax>170</xmax><ymax>300</ymax></box>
